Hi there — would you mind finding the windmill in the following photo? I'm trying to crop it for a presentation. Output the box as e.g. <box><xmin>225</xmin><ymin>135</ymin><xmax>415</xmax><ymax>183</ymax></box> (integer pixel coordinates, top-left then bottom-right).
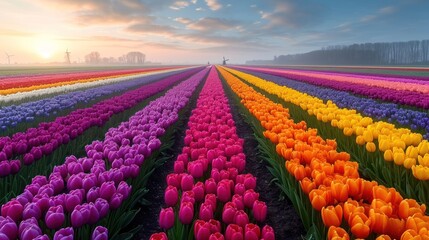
<box><xmin>222</xmin><ymin>56</ymin><xmax>229</xmax><ymax>65</ymax></box>
<box><xmin>65</xmin><ymin>49</ymin><xmax>71</xmax><ymax>64</ymax></box>
<box><xmin>5</xmin><ymin>52</ymin><xmax>13</xmax><ymax>65</ymax></box>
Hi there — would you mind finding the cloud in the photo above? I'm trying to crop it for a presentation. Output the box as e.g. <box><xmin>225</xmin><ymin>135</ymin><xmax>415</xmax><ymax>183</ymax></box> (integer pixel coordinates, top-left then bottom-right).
<box><xmin>175</xmin><ymin>17</ymin><xmax>192</xmax><ymax>24</ymax></box>
<box><xmin>0</xmin><ymin>28</ymin><xmax>34</xmax><ymax>37</ymax></box>
<box><xmin>360</xmin><ymin>5</ymin><xmax>397</xmax><ymax>23</ymax></box>
<box><xmin>170</xmin><ymin>1</ymin><xmax>189</xmax><ymax>10</ymax></box>
<box><xmin>126</xmin><ymin>23</ymin><xmax>177</xmax><ymax>35</ymax></box>
<box><xmin>187</xmin><ymin>17</ymin><xmax>238</xmax><ymax>32</ymax></box>
<box><xmin>195</xmin><ymin>7</ymin><xmax>205</xmax><ymax>11</ymax></box>
<box><xmin>379</xmin><ymin>6</ymin><xmax>396</xmax><ymax>14</ymax></box>
<box><xmin>205</xmin><ymin>0</ymin><xmax>222</xmax><ymax>11</ymax></box>
<box><xmin>191</xmin><ymin>0</ymin><xmax>197</xmax><ymax>3</ymax></box>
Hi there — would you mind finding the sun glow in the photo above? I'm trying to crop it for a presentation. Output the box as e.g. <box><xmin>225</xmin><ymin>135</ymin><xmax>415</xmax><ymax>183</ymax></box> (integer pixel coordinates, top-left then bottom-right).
<box><xmin>34</xmin><ymin>36</ymin><xmax>58</xmax><ymax>59</ymax></box>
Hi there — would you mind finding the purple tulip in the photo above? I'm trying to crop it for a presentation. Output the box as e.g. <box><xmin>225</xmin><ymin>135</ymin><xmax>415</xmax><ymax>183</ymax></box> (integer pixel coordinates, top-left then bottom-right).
<box><xmin>109</xmin><ymin>193</ymin><xmax>124</xmax><ymax>210</ymax></box>
<box><xmin>87</xmin><ymin>187</ymin><xmax>100</xmax><ymax>203</ymax></box>
<box><xmin>45</xmin><ymin>205</ymin><xmax>65</xmax><ymax>229</ymax></box>
<box><xmin>100</xmin><ymin>181</ymin><xmax>116</xmax><ymax>201</ymax></box>
<box><xmin>87</xmin><ymin>203</ymin><xmax>100</xmax><ymax>224</ymax></box>
<box><xmin>53</xmin><ymin>227</ymin><xmax>73</xmax><ymax>240</ymax></box>
<box><xmin>65</xmin><ymin>193</ymin><xmax>81</xmax><ymax>213</ymax></box>
<box><xmin>19</xmin><ymin>218</ymin><xmax>42</xmax><ymax>240</ymax></box>
<box><xmin>116</xmin><ymin>181</ymin><xmax>132</xmax><ymax>199</ymax></box>
<box><xmin>71</xmin><ymin>204</ymin><xmax>89</xmax><ymax>228</ymax></box>
<box><xmin>22</xmin><ymin>203</ymin><xmax>41</xmax><ymax>220</ymax></box>
<box><xmin>0</xmin><ymin>161</ymin><xmax>11</xmax><ymax>177</ymax></box>
<box><xmin>9</xmin><ymin>160</ymin><xmax>21</xmax><ymax>174</ymax></box>
<box><xmin>94</xmin><ymin>198</ymin><xmax>109</xmax><ymax>219</ymax></box>
<box><xmin>0</xmin><ymin>216</ymin><xmax>18</xmax><ymax>240</ymax></box>
<box><xmin>91</xmin><ymin>226</ymin><xmax>108</xmax><ymax>240</ymax></box>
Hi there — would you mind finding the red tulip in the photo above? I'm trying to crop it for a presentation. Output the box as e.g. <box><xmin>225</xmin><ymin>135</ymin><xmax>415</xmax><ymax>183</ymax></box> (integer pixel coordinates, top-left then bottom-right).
<box><xmin>164</xmin><ymin>186</ymin><xmax>178</xmax><ymax>207</ymax></box>
<box><xmin>252</xmin><ymin>200</ymin><xmax>267</xmax><ymax>222</ymax></box>
<box><xmin>166</xmin><ymin>174</ymin><xmax>181</xmax><ymax>189</ymax></box>
<box><xmin>232</xmin><ymin>194</ymin><xmax>244</xmax><ymax>210</ymax></box>
<box><xmin>225</xmin><ymin>224</ymin><xmax>243</xmax><ymax>240</ymax></box>
<box><xmin>234</xmin><ymin>183</ymin><xmax>246</xmax><ymax>195</ymax></box>
<box><xmin>212</xmin><ymin>157</ymin><xmax>225</xmax><ymax>170</ymax></box>
<box><xmin>150</xmin><ymin>232</ymin><xmax>168</xmax><ymax>240</ymax></box>
<box><xmin>208</xmin><ymin>219</ymin><xmax>221</xmax><ymax>233</ymax></box>
<box><xmin>159</xmin><ymin>207</ymin><xmax>174</xmax><ymax>230</ymax></box>
<box><xmin>179</xmin><ymin>201</ymin><xmax>194</xmax><ymax>224</ymax></box>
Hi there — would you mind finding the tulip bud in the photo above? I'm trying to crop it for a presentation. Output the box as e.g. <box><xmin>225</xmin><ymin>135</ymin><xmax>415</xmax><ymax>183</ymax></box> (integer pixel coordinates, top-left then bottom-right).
<box><xmin>100</xmin><ymin>181</ymin><xmax>116</xmax><ymax>201</ymax></box>
<box><xmin>232</xmin><ymin>194</ymin><xmax>244</xmax><ymax>210</ymax></box>
<box><xmin>179</xmin><ymin>201</ymin><xmax>194</xmax><ymax>224</ymax></box>
<box><xmin>194</xmin><ymin>220</ymin><xmax>211</xmax><ymax>240</ymax></box>
<box><xmin>95</xmin><ymin>198</ymin><xmax>109</xmax><ymax>218</ymax></box>
<box><xmin>0</xmin><ymin>216</ymin><xmax>18</xmax><ymax>240</ymax></box>
<box><xmin>149</xmin><ymin>232</ymin><xmax>168</xmax><ymax>240</ymax></box>
<box><xmin>209</xmin><ymin>232</ymin><xmax>225</xmax><ymax>240</ymax></box>
<box><xmin>243</xmin><ymin>189</ymin><xmax>259</xmax><ymax>209</ymax></box>
<box><xmin>204</xmin><ymin>194</ymin><xmax>217</xmax><ymax>212</ymax></box>
<box><xmin>261</xmin><ymin>225</ymin><xmax>275</xmax><ymax>240</ymax></box>
<box><xmin>244</xmin><ymin>223</ymin><xmax>261</xmax><ymax>240</ymax></box>
<box><xmin>205</xmin><ymin>178</ymin><xmax>217</xmax><ymax>194</ymax></box>
<box><xmin>53</xmin><ymin>227</ymin><xmax>74</xmax><ymax>240</ymax></box>
<box><xmin>199</xmin><ymin>203</ymin><xmax>214</xmax><ymax>221</ymax></box>
<box><xmin>222</xmin><ymin>202</ymin><xmax>237</xmax><ymax>224</ymax></box>
<box><xmin>252</xmin><ymin>200</ymin><xmax>267</xmax><ymax>222</ymax></box>
<box><xmin>181</xmin><ymin>174</ymin><xmax>194</xmax><ymax>191</ymax></box>
<box><xmin>192</xmin><ymin>182</ymin><xmax>205</xmax><ymax>202</ymax></box>
<box><xmin>159</xmin><ymin>207</ymin><xmax>174</xmax><ymax>230</ymax></box>
<box><xmin>71</xmin><ymin>205</ymin><xmax>89</xmax><ymax>228</ymax></box>
<box><xmin>109</xmin><ymin>193</ymin><xmax>124</xmax><ymax>210</ymax></box>
<box><xmin>174</xmin><ymin>160</ymin><xmax>185</xmax><ymax>173</ymax></box>
<box><xmin>164</xmin><ymin>185</ymin><xmax>179</xmax><ymax>207</ymax></box>
<box><xmin>1</xmin><ymin>199</ymin><xmax>24</xmax><ymax>222</ymax></box>
<box><xmin>45</xmin><ymin>205</ymin><xmax>65</xmax><ymax>229</ymax></box>
<box><xmin>321</xmin><ymin>205</ymin><xmax>343</xmax><ymax>227</ymax></box>
<box><xmin>91</xmin><ymin>226</ymin><xmax>108</xmax><ymax>240</ymax></box>
<box><xmin>234</xmin><ymin>210</ymin><xmax>249</xmax><ymax>227</ymax></box>
<box><xmin>225</xmin><ymin>224</ymin><xmax>243</xmax><ymax>240</ymax></box>
<box><xmin>217</xmin><ymin>181</ymin><xmax>231</xmax><ymax>203</ymax></box>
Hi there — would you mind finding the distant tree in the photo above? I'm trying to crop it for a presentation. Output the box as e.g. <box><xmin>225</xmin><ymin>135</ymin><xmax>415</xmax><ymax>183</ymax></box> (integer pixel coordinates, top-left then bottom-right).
<box><xmin>85</xmin><ymin>51</ymin><xmax>101</xmax><ymax>64</ymax></box>
<box><xmin>126</xmin><ymin>52</ymin><xmax>145</xmax><ymax>64</ymax></box>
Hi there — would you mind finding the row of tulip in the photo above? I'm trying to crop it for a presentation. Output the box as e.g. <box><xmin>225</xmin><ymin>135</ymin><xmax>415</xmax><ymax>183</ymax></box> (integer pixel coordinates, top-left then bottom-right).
<box><xmin>0</xmin><ymin>67</ymin><xmax>176</xmax><ymax>94</ymax></box>
<box><xmin>240</xmin><ymin>69</ymin><xmax>429</xmax><ymax>139</ymax></box>
<box><xmin>235</xmin><ymin>66</ymin><xmax>429</xmax><ymax>109</ymax></box>
<box><xmin>224</xmin><ymin>67</ymin><xmax>429</xmax><ymax>182</ymax></box>
<box><xmin>151</xmin><ymin>67</ymin><xmax>274</xmax><ymax>240</ymax></box>
<box><xmin>0</xmin><ymin>68</ymin><xmax>188</xmax><ymax>106</ymax></box>
<box><xmin>0</xmin><ymin>69</ymin><xmax>189</xmax><ymax>134</ymax></box>
<box><xmin>0</xmin><ymin>67</ymin><xmax>209</xmax><ymax>239</ymax></box>
<box><xmin>0</xmin><ymin>68</ymin><xmax>204</xmax><ymax>200</ymax></box>
<box><xmin>218</xmin><ymin>66</ymin><xmax>429</xmax><ymax>239</ymax></box>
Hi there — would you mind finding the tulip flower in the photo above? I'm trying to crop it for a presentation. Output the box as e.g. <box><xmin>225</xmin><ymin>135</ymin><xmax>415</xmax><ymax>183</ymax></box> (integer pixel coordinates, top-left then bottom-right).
<box><xmin>222</xmin><ymin>202</ymin><xmax>237</xmax><ymax>224</ymax></box>
<box><xmin>194</xmin><ymin>220</ymin><xmax>211</xmax><ymax>240</ymax></box>
<box><xmin>91</xmin><ymin>226</ymin><xmax>108</xmax><ymax>240</ymax></box>
<box><xmin>164</xmin><ymin>185</ymin><xmax>179</xmax><ymax>207</ymax></box>
<box><xmin>331</xmin><ymin>180</ymin><xmax>349</xmax><ymax>203</ymax></box>
<box><xmin>205</xmin><ymin>178</ymin><xmax>217</xmax><ymax>194</ymax></box>
<box><xmin>244</xmin><ymin>223</ymin><xmax>260</xmax><ymax>240</ymax></box>
<box><xmin>53</xmin><ymin>227</ymin><xmax>74</xmax><ymax>240</ymax></box>
<box><xmin>158</xmin><ymin>207</ymin><xmax>174</xmax><ymax>230</ymax></box>
<box><xmin>192</xmin><ymin>182</ymin><xmax>205</xmax><ymax>202</ymax></box>
<box><xmin>179</xmin><ymin>201</ymin><xmax>194</xmax><ymax>224</ymax></box>
<box><xmin>217</xmin><ymin>181</ymin><xmax>232</xmax><ymax>203</ymax></box>
<box><xmin>1</xmin><ymin>199</ymin><xmax>24</xmax><ymax>222</ymax></box>
<box><xmin>225</xmin><ymin>224</ymin><xmax>243</xmax><ymax>240</ymax></box>
<box><xmin>349</xmin><ymin>212</ymin><xmax>370</xmax><ymax>238</ymax></box>
<box><xmin>321</xmin><ymin>205</ymin><xmax>343</xmax><ymax>227</ymax></box>
<box><xmin>45</xmin><ymin>205</ymin><xmax>65</xmax><ymax>229</ymax></box>
<box><xmin>234</xmin><ymin>210</ymin><xmax>249</xmax><ymax>227</ymax></box>
<box><xmin>209</xmin><ymin>232</ymin><xmax>225</xmax><ymax>240</ymax></box>
<box><xmin>71</xmin><ymin>205</ymin><xmax>90</xmax><ymax>228</ymax></box>
<box><xmin>199</xmin><ymin>203</ymin><xmax>214</xmax><ymax>221</ymax></box>
<box><xmin>22</xmin><ymin>203</ymin><xmax>42</xmax><ymax>220</ymax></box>
<box><xmin>150</xmin><ymin>232</ymin><xmax>168</xmax><ymax>240</ymax></box>
<box><xmin>0</xmin><ymin>216</ymin><xmax>18</xmax><ymax>240</ymax></box>
<box><xmin>398</xmin><ymin>199</ymin><xmax>426</xmax><ymax>219</ymax></box>
<box><xmin>243</xmin><ymin>189</ymin><xmax>259</xmax><ymax>209</ymax></box>
<box><xmin>327</xmin><ymin>226</ymin><xmax>349</xmax><ymax>240</ymax></box>
<box><xmin>181</xmin><ymin>174</ymin><xmax>194</xmax><ymax>191</ymax></box>
<box><xmin>261</xmin><ymin>225</ymin><xmax>275</xmax><ymax>240</ymax></box>
<box><xmin>252</xmin><ymin>200</ymin><xmax>267</xmax><ymax>222</ymax></box>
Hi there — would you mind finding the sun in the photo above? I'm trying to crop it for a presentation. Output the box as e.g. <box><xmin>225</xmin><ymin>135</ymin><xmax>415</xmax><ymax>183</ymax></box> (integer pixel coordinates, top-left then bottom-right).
<box><xmin>33</xmin><ymin>35</ymin><xmax>58</xmax><ymax>60</ymax></box>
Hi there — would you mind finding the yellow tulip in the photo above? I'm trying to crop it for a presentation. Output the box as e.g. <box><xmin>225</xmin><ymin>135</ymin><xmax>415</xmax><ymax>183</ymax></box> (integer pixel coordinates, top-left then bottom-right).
<box><xmin>418</xmin><ymin>154</ymin><xmax>429</xmax><ymax>167</ymax></box>
<box><xmin>406</xmin><ymin>146</ymin><xmax>419</xmax><ymax>159</ymax></box>
<box><xmin>418</xmin><ymin>141</ymin><xmax>429</xmax><ymax>155</ymax></box>
<box><xmin>363</xmin><ymin>130</ymin><xmax>373</xmax><ymax>143</ymax></box>
<box><xmin>404</xmin><ymin>158</ymin><xmax>417</xmax><ymax>169</ymax></box>
<box><xmin>379</xmin><ymin>140</ymin><xmax>391</xmax><ymax>152</ymax></box>
<box><xmin>384</xmin><ymin>150</ymin><xmax>394</xmax><ymax>162</ymax></box>
<box><xmin>356</xmin><ymin>136</ymin><xmax>366</xmax><ymax>146</ymax></box>
<box><xmin>366</xmin><ymin>142</ymin><xmax>376</xmax><ymax>153</ymax></box>
<box><xmin>355</xmin><ymin>126</ymin><xmax>365</xmax><ymax>136</ymax></box>
<box><xmin>393</xmin><ymin>139</ymin><xmax>406</xmax><ymax>150</ymax></box>
<box><xmin>343</xmin><ymin>127</ymin><xmax>354</xmax><ymax>137</ymax></box>
<box><xmin>412</xmin><ymin>165</ymin><xmax>429</xmax><ymax>181</ymax></box>
<box><xmin>394</xmin><ymin>152</ymin><xmax>405</xmax><ymax>166</ymax></box>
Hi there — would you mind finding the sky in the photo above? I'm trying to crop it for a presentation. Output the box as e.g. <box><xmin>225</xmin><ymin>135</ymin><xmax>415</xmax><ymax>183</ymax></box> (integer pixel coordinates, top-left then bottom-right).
<box><xmin>1</xmin><ymin>0</ymin><xmax>429</xmax><ymax>65</ymax></box>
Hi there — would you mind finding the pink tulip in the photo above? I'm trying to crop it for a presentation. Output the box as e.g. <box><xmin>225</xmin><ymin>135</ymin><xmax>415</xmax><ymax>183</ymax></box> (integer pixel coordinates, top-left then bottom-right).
<box><xmin>234</xmin><ymin>210</ymin><xmax>249</xmax><ymax>227</ymax></box>
<box><xmin>205</xmin><ymin>178</ymin><xmax>217</xmax><ymax>194</ymax></box>
<box><xmin>166</xmin><ymin>174</ymin><xmax>181</xmax><ymax>189</ymax></box>
<box><xmin>188</xmin><ymin>161</ymin><xmax>204</xmax><ymax>178</ymax></box>
<box><xmin>262</xmin><ymin>225</ymin><xmax>275</xmax><ymax>240</ymax></box>
<box><xmin>225</xmin><ymin>224</ymin><xmax>243</xmax><ymax>240</ymax></box>
<box><xmin>179</xmin><ymin>201</ymin><xmax>194</xmax><ymax>224</ymax></box>
<box><xmin>192</xmin><ymin>182</ymin><xmax>205</xmax><ymax>202</ymax></box>
<box><xmin>1</xmin><ymin>199</ymin><xmax>24</xmax><ymax>222</ymax></box>
<box><xmin>212</xmin><ymin>157</ymin><xmax>225</xmax><ymax>170</ymax></box>
<box><xmin>99</xmin><ymin>181</ymin><xmax>116</xmax><ymax>201</ymax></box>
<box><xmin>234</xmin><ymin>183</ymin><xmax>246</xmax><ymax>195</ymax></box>
<box><xmin>204</xmin><ymin>194</ymin><xmax>217</xmax><ymax>212</ymax></box>
<box><xmin>232</xmin><ymin>194</ymin><xmax>244</xmax><ymax>210</ymax></box>
<box><xmin>209</xmin><ymin>232</ymin><xmax>225</xmax><ymax>240</ymax></box>
<box><xmin>194</xmin><ymin>220</ymin><xmax>211</xmax><ymax>240</ymax></box>
<box><xmin>243</xmin><ymin>189</ymin><xmax>259</xmax><ymax>209</ymax></box>
<box><xmin>208</xmin><ymin>219</ymin><xmax>221</xmax><ymax>233</ymax></box>
<box><xmin>199</xmin><ymin>203</ymin><xmax>214</xmax><ymax>221</ymax></box>
<box><xmin>159</xmin><ymin>207</ymin><xmax>174</xmax><ymax>230</ymax></box>
<box><xmin>181</xmin><ymin>190</ymin><xmax>195</xmax><ymax>204</ymax></box>
<box><xmin>22</xmin><ymin>203</ymin><xmax>41</xmax><ymax>220</ymax></box>
<box><xmin>252</xmin><ymin>200</ymin><xmax>267</xmax><ymax>222</ymax></box>
<box><xmin>164</xmin><ymin>185</ymin><xmax>179</xmax><ymax>207</ymax></box>
<box><xmin>217</xmin><ymin>181</ymin><xmax>231</xmax><ymax>203</ymax></box>
<box><xmin>244</xmin><ymin>223</ymin><xmax>261</xmax><ymax>240</ymax></box>
<box><xmin>180</xmin><ymin>174</ymin><xmax>194</xmax><ymax>191</ymax></box>
<box><xmin>174</xmin><ymin>161</ymin><xmax>185</xmax><ymax>173</ymax></box>
<box><xmin>222</xmin><ymin>202</ymin><xmax>237</xmax><ymax>224</ymax></box>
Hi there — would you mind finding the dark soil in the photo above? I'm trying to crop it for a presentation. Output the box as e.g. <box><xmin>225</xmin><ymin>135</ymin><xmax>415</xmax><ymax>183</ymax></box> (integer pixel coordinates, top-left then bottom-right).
<box><xmin>225</xmin><ymin>85</ymin><xmax>306</xmax><ymax>240</ymax></box>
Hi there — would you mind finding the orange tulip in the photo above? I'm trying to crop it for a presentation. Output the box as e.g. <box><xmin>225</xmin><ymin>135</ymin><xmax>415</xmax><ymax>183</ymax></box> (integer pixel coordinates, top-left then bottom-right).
<box><xmin>350</xmin><ymin>212</ymin><xmax>371</xmax><ymax>239</ymax></box>
<box><xmin>346</xmin><ymin>178</ymin><xmax>362</xmax><ymax>199</ymax></box>
<box><xmin>386</xmin><ymin>217</ymin><xmax>406</xmax><ymax>240</ymax></box>
<box><xmin>400</xmin><ymin>229</ymin><xmax>419</xmax><ymax>240</ymax></box>
<box><xmin>343</xmin><ymin>199</ymin><xmax>364</xmax><ymax>222</ymax></box>
<box><xmin>362</xmin><ymin>180</ymin><xmax>378</xmax><ymax>202</ymax></box>
<box><xmin>321</xmin><ymin>205</ymin><xmax>343</xmax><ymax>227</ymax></box>
<box><xmin>309</xmin><ymin>189</ymin><xmax>328</xmax><ymax>211</ymax></box>
<box><xmin>371</xmin><ymin>199</ymin><xmax>393</xmax><ymax>217</ymax></box>
<box><xmin>376</xmin><ymin>235</ymin><xmax>392</xmax><ymax>240</ymax></box>
<box><xmin>300</xmin><ymin>177</ymin><xmax>316</xmax><ymax>195</ymax></box>
<box><xmin>331</xmin><ymin>180</ymin><xmax>349</xmax><ymax>203</ymax></box>
<box><xmin>293</xmin><ymin>165</ymin><xmax>307</xmax><ymax>181</ymax></box>
<box><xmin>398</xmin><ymin>199</ymin><xmax>427</xmax><ymax>219</ymax></box>
<box><xmin>369</xmin><ymin>209</ymin><xmax>388</xmax><ymax>235</ymax></box>
<box><xmin>405</xmin><ymin>214</ymin><xmax>429</xmax><ymax>233</ymax></box>
<box><xmin>327</xmin><ymin>226</ymin><xmax>350</xmax><ymax>240</ymax></box>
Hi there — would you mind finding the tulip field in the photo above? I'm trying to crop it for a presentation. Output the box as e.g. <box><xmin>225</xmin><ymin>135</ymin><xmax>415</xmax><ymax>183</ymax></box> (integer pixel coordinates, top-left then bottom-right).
<box><xmin>1</xmin><ymin>65</ymin><xmax>429</xmax><ymax>240</ymax></box>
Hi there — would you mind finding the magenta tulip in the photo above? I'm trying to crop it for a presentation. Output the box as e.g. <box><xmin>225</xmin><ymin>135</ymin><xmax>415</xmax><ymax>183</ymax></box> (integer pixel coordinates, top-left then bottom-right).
<box><xmin>0</xmin><ymin>216</ymin><xmax>18</xmax><ymax>240</ymax></box>
<box><xmin>217</xmin><ymin>181</ymin><xmax>231</xmax><ymax>203</ymax></box>
<box><xmin>262</xmin><ymin>225</ymin><xmax>275</xmax><ymax>240</ymax></box>
<box><xmin>192</xmin><ymin>182</ymin><xmax>205</xmax><ymax>202</ymax></box>
<box><xmin>243</xmin><ymin>189</ymin><xmax>259</xmax><ymax>209</ymax></box>
<box><xmin>252</xmin><ymin>200</ymin><xmax>267</xmax><ymax>222</ymax></box>
<box><xmin>225</xmin><ymin>224</ymin><xmax>243</xmax><ymax>240</ymax></box>
<box><xmin>178</xmin><ymin>201</ymin><xmax>194</xmax><ymax>224</ymax></box>
<box><xmin>194</xmin><ymin>220</ymin><xmax>211</xmax><ymax>240</ymax></box>
<box><xmin>180</xmin><ymin>174</ymin><xmax>194</xmax><ymax>191</ymax></box>
<box><xmin>164</xmin><ymin>185</ymin><xmax>179</xmax><ymax>207</ymax></box>
<box><xmin>199</xmin><ymin>203</ymin><xmax>214</xmax><ymax>221</ymax></box>
<box><xmin>159</xmin><ymin>207</ymin><xmax>175</xmax><ymax>230</ymax></box>
<box><xmin>234</xmin><ymin>210</ymin><xmax>249</xmax><ymax>227</ymax></box>
<box><xmin>204</xmin><ymin>178</ymin><xmax>217</xmax><ymax>194</ymax></box>
<box><xmin>244</xmin><ymin>223</ymin><xmax>261</xmax><ymax>240</ymax></box>
<box><xmin>209</xmin><ymin>232</ymin><xmax>225</xmax><ymax>240</ymax></box>
<box><xmin>222</xmin><ymin>202</ymin><xmax>237</xmax><ymax>224</ymax></box>
<box><xmin>1</xmin><ymin>199</ymin><xmax>23</xmax><ymax>222</ymax></box>
<box><xmin>45</xmin><ymin>205</ymin><xmax>65</xmax><ymax>230</ymax></box>
<box><xmin>53</xmin><ymin>227</ymin><xmax>73</xmax><ymax>240</ymax></box>
<box><xmin>149</xmin><ymin>232</ymin><xmax>168</xmax><ymax>240</ymax></box>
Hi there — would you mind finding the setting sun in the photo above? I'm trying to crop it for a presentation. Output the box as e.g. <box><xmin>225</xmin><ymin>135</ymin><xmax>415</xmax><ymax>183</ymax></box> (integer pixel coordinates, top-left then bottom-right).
<box><xmin>34</xmin><ymin>36</ymin><xmax>58</xmax><ymax>60</ymax></box>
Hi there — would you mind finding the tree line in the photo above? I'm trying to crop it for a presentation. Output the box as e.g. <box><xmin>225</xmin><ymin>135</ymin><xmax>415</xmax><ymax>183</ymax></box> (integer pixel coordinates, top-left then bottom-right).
<box><xmin>246</xmin><ymin>40</ymin><xmax>429</xmax><ymax>65</ymax></box>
